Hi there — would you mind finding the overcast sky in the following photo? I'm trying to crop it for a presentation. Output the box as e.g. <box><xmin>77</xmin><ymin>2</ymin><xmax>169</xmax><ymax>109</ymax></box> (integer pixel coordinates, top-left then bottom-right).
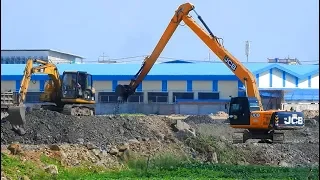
<box><xmin>1</xmin><ymin>0</ymin><xmax>319</xmax><ymax>63</ymax></box>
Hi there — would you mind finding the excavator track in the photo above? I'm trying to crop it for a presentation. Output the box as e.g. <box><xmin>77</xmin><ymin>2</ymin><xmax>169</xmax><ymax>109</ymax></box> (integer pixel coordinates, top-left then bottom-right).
<box><xmin>41</xmin><ymin>104</ymin><xmax>95</xmax><ymax>116</ymax></box>
<box><xmin>232</xmin><ymin>130</ymin><xmax>285</xmax><ymax>144</ymax></box>
<box><xmin>232</xmin><ymin>131</ymin><xmax>247</xmax><ymax>144</ymax></box>
<box><xmin>272</xmin><ymin>131</ymin><xmax>284</xmax><ymax>144</ymax></box>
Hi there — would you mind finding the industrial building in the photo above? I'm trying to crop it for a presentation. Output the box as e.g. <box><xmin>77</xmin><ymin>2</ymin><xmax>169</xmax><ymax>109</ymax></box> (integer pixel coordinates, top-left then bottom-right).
<box><xmin>1</xmin><ymin>60</ymin><xmax>319</xmax><ymax>110</ymax></box>
<box><xmin>1</xmin><ymin>49</ymin><xmax>84</xmax><ymax>64</ymax></box>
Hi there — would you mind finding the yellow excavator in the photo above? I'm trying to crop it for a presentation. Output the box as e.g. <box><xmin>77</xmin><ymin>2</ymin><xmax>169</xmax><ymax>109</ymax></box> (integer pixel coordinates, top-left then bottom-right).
<box><xmin>1</xmin><ymin>59</ymin><xmax>96</xmax><ymax>135</ymax></box>
<box><xmin>115</xmin><ymin>2</ymin><xmax>305</xmax><ymax>143</ymax></box>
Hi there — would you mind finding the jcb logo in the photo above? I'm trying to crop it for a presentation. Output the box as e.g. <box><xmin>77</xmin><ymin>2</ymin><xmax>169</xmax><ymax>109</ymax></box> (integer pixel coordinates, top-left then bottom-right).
<box><xmin>223</xmin><ymin>56</ymin><xmax>237</xmax><ymax>71</ymax></box>
<box><xmin>284</xmin><ymin>114</ymin><xmax>304</xmax><ymax>125</ymax></box>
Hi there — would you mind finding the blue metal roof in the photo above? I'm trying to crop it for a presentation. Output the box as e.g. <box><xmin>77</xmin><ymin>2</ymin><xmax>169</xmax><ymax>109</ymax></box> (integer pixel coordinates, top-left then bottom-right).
<box><xmin>1</xmin><ymin>62</ymin><xmax>318</xmax><ymax>78</ymax></box>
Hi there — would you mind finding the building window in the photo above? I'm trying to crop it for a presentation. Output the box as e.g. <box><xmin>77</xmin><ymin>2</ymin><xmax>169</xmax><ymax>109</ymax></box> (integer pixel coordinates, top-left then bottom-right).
<box><xmin>25</xmin><ymin>92</ymin><xmax>42</xmax><ymax>103</ymax></box>
<box><xmin>198</xmin><ymin>92</ymin><xmax>220</xmax><ymax>100</ymax></box>
<box><xmin>173</xmin><ymin>92</ymin><xmax>194</xmax><ymax>102</ymax></box>
<box><xmin>98</xmin><ymin>92</ymin><xmax>118</xmax><ymax>103</ymax></box>
<box><xmin>128</xmin><ymin>92</ymin><xmax>144</xmax><ymax>103</ymax></box>
<box><xmin>148</xmin><ymin>92</ymin><xmax>168</xmax><ymax>103</ymax></box>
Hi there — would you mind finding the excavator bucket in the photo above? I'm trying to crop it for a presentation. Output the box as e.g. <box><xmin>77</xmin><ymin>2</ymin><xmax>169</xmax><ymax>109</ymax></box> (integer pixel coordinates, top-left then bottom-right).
<box><xmin>1</xmin><ymin>91</ymin><xmax>26</xmax><ymax>135</ymax></box>
<box><xmin>6</xmin><ymin>105</ymin><xmax>26</xmax><ymax>135</ymax></box>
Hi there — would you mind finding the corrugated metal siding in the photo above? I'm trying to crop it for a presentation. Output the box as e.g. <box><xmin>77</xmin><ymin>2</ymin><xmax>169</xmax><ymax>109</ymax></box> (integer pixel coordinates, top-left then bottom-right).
<box><xmin>22</xmin><ymin>80</ymin><xmax>40</xmax><ymax>91</ymax></box>
<box><xmin>94</xmin><ymin>81</ymin><xmax>112</xmax><ymax>91</ymax></box>
<box><xmin>167</xmin><ymin>81</ymin><xmax>186</xmax><ymax>91</ymax></box>
<box><xmin>142</xmin><ymin>81</ymin><xmax>161</xmax><ymax>91</ymax></box>
<box><xmin>193</xmin><ymin>81</ymin><xmax>211</xmax><ymax>91</ymax></box>
<box><xmin>218</xmin><ymin>81</ymin><xmax>238</xmax><ymax>99</ymax></box>
<box><xmin>1</xmin><ymin>81</ymin><xmax>15</xmax><ymax>92</ymax></box>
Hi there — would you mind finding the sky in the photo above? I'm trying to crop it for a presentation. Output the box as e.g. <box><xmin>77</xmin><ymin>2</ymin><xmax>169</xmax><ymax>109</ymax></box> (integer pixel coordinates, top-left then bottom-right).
<box><xmin>1</xmin><ymin>0</ymin><xmax>319</xmax><ymax>63</ymax></box>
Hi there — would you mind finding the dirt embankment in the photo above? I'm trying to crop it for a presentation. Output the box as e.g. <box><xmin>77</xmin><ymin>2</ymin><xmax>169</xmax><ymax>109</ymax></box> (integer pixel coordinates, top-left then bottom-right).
<box><xmin>1</xmin><ymin>110</ymin><xmax>319</xmax><ymax>169</ymax></box>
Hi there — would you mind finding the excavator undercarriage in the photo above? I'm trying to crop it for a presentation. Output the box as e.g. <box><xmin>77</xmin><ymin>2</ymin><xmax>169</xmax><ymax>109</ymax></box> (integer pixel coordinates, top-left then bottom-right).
<box><xmin>40</xmin><ymin>104</ymin><xmax>95</xmax><ymax>116</ymax></box>
<box><xmin>232</xmin><ymin>130</ymin><xmax>284</xmax><ymax>144</ymax></box>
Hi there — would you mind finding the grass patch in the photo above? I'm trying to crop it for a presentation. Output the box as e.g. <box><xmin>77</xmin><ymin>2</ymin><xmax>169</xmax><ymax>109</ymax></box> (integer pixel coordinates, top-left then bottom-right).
<box><xmin>184</xmin><ymin>134</ymin><xmax>243</xmax><ymax>164</ymax></box>
<box><xmin>1</xmin><ymin>152</ymin><xmax>319</xmax><ymax>180</ymax></box>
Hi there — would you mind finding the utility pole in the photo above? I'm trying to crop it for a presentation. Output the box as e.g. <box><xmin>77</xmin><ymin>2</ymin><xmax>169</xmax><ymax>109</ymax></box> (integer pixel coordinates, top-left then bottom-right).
<box><xmin>98</xmin><ymin>52</ymin><xmax>109</xmax><ymax>63</ymax></box>
<box><xmin>245</xmin><ymin>40</ymin><xmax>251</xmax><ymax>62</ymax></box>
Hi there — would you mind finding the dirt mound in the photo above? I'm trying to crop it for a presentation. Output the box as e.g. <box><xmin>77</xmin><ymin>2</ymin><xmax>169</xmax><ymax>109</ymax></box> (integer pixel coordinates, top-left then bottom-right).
<box><xmin>213</xmin><ymin>111</ymin><xmax>228</xmax><ymax>117</ymax></box>
<box><xmin>1</xmin><ymin>110</ymin><xmax>174</xmax><ymax>148</ymax></box>
<box><xmin>303</xmin><ymin>110</ymin><xmax>319</xmax><ymax>120</ymax></box>
<box><xmin>184</xmin><ymin>115</ymin><xmax>228</xmax><ymax>124</ymax></box>
<box><xmin>184</xmin><ymin>115</ymin><xmax>215</xmax><ymax>124</ymax></box>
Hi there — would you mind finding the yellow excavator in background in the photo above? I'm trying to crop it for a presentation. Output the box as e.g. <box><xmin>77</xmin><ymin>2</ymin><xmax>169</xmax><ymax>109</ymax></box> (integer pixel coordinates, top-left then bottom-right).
<box><xmin>116</xmin><ymin>2</ymin><xmax>305</xmax><ymax>143</ymax></box>
<box><xmin>1</xmin><ymin>59</ymin><xmax>96</xmax><ymax>135</ymax></box>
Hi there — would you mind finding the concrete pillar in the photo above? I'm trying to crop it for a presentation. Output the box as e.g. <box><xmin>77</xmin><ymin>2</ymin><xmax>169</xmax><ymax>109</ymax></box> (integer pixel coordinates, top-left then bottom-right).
<box><xmin>194</xmin><ymin>91</ymin><xmax>198</xmax><ymax>100</ymax></box>
<box><xmin>168</xmin><ymin>91</ymin><xmax>173</xmax><ymax>103</ymax></box>
<box><xmin>95</xmin><ymin>91</ymin><xmax>99</xmax><ymax>103</ymax></box>
<box><xmin>143</xmin><ymin>91</ymin><xmax>148</xmax><ymax>104</ymax></box>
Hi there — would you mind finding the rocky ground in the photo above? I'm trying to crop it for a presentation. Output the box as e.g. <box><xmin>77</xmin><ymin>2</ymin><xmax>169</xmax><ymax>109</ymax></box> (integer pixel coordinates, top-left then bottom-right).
<box><xmin>1</xmin><ymin>109</ymin><xmax>319</xmax><ymax>174</ymax></box>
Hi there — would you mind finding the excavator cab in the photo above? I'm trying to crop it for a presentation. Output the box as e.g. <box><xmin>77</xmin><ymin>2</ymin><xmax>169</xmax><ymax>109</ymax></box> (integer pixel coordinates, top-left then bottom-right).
<box><xmin>61</xmin><ymin>71</ymin><xmax>95</xmax><ymax>101</ymax></box>
<box><xmin>227</xmin><ymin>97</ymin><xmax>260</xmax><ymax>125</ymax></box>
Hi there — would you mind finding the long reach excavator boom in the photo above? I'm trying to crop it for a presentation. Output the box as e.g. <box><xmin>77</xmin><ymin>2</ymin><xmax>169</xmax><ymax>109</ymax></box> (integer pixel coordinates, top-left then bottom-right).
<box><xmin>116</xmin><ymin>2</ymin><xmax>305</xmax><ymax>144</ymax></box>
<box><xmin>116</xmin><ymin>2</ymin><xmax>263</xmax><ymax>111</ymax></box>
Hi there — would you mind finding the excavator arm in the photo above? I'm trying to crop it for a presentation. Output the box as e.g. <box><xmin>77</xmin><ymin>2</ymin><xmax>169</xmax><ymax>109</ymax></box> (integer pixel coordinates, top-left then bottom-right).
<box><xmin>116</xmin><ymin>2</ymin><xmax>263</xmax><ymax>111</ymax></box>
<box><xmin>1</xmin><ymin>59</ymin><xmax>62</xmax><ymax>136</ymax></box>
<box><xmin>18</xmin><ymin>59</ymin><xmax>61</xmax><ymax>104</ymax></box>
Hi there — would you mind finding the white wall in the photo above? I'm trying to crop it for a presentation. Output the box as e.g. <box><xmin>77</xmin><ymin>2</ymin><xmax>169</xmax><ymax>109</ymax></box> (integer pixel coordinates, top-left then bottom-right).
<box><xmin>311</xmin><ymin>74</ymin><xmax>319</xmax><ymax>88</ymax></box>
<box><xmin>258</xmin><ymin>68</ymin><xmax>319</xmax><ymax>89</ymax></box>
<box><xmin>271</xmin><ymin>68</ymin><xmax>282</xmax><ymax>87</ymax></box>
<box><xmin>298</xmin><ymin>79</ymin><xmax>309</xmax><ymax>88</ymax></box>
<box><xmin>285</xmin><ymin>73</ymin><xmax>296</xmax><ymax>88</ymax></box>
<box><xmin>258</xmin><ymin>71</ymin><xmax>270</xmax><ymax>88</ymax></box>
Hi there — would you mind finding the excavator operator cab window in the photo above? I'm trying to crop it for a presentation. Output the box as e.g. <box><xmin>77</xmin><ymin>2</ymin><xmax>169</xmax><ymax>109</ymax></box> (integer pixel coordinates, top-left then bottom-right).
<box><xmin>85</xmin><ymin>74</ymin><xmax>92</xmax><ymax>90</ymax></box>
<box><xmin>228</xmin><ymin>97</ymin><xmax>251</xmax><ymax>125</ymax></box>
<box><xmin>61</xmin><ymin>72</ymin><xmax>79</xmax><ymax>99</ymax></box>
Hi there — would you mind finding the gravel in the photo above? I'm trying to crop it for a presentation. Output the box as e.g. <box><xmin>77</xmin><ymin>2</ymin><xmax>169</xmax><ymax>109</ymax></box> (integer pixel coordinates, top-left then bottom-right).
<box><xmin>1</xmin><ymin>109</ymin><xmax>319</xmax><ymax>167</ymax></box>
<box><xmin>1</xmin><ymin>110</ymin><xmax>172</xmax><ymax>149</ymax></box>
<box><xmin>184</xmin><ymin>115</ymin><xmax>228</xmax><ymax>124</ymax></box>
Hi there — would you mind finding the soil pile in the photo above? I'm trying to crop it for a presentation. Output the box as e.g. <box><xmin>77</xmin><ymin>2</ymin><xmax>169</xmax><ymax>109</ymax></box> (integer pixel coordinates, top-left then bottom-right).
<box><xmin>184</xmin><ymin>115</ymin><xmax>228</xmax><ymax>124</ymax></box>
<box><xmin>1</xmin><ymin>110</ymin><xmax>174</xmax><ymax>149</ymax></box>
<box><xmin>303</xmin><ymin>110</ymin><xmax>319</xmax><ymax>120</ymax></box>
